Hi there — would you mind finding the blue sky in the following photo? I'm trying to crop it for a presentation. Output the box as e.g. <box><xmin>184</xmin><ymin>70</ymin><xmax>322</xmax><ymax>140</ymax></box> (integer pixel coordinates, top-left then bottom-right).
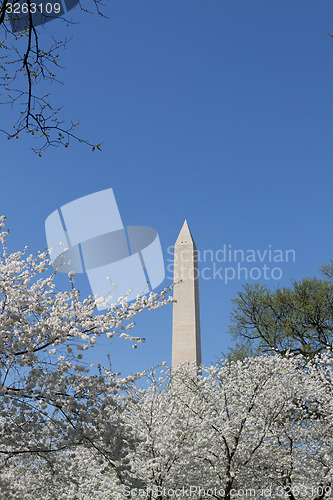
<box><xmin>1</xmin><ymin>0</ymin><xmax>333</xmax><ymax>375</ymax></box>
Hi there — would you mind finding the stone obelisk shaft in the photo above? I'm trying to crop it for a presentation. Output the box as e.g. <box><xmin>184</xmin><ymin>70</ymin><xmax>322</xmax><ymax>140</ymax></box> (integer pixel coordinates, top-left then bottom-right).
<box><xmin>172</xmin><ymin>220</ymin><xmax>201</xmax><ymax>370</ymax></box>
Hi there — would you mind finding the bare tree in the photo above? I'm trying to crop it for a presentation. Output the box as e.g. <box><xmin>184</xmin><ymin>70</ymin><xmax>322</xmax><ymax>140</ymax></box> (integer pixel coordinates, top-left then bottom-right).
<box><xmin>0</xmin><ymin>0</ymin><xmax>104</xmax><ymax>154</ymax></box>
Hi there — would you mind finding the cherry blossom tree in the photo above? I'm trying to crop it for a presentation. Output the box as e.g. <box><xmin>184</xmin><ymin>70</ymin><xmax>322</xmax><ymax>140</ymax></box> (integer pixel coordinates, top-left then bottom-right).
<box><xmin>0</xmin><ymin>214</ymin><xmax>172</xmax><ymax>498</ymax></box>
<box><xmin>3</xmin><ymin>353</ymin><xmax>333</xmax><ymax>499</ymax></box>
<box><xmin>119</xmin><ymin>356</ymin><xmax>333</xmax><ymax>500</ymax></box>
<box><xmin>2</xmin><ymin>211</ymin><xmax>333</xmax><ymax>499</ymax></box>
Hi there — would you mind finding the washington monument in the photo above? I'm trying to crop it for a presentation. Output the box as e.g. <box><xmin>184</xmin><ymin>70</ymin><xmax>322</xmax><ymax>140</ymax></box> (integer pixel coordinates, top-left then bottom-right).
<box><xmin>171</xmin><ymin>220</ymin><xmax>202</xmax><ymax>370</ymax></box>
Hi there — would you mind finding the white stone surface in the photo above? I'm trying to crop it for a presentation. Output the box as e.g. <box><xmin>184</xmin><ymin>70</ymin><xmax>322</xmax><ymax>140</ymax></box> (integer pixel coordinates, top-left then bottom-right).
<box><xmin>171</xmin><ymin>220</ymin><xmax>202</xmax><ymax>370</ymax></box>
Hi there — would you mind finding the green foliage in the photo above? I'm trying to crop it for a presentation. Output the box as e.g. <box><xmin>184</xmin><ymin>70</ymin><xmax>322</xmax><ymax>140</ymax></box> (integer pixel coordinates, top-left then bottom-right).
<box><xmin>227</xmin><ymin>268</ymin><xmax>333</xmax><ymax>359</ymax></box>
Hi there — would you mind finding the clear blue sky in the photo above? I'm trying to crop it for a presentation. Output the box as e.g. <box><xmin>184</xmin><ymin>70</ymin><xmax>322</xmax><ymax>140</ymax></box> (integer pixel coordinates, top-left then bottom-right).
<box><xmin>2</xmin><ymin>0</ymin><xmax>333</xmax><ymax>375</ymax></box>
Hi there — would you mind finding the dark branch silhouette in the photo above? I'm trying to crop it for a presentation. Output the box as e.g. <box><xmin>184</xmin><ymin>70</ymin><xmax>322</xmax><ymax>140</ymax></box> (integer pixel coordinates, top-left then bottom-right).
<box><xmin>0</xmin><ymin>0</ymin><xmax>104</xmax><ymax>154</ymax></box>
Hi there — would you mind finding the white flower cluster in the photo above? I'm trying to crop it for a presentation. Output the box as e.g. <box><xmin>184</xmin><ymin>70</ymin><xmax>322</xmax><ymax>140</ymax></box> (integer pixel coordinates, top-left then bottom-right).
<box><xmin>0</xmin><ymin>217</ymin><xmax>173</xmax><ymax>499</ymax></box>
<box><xmin>2</xmin><ymin>217</ymin><xmax>333</xmax><ymax>499</ymax></box>
<box><xmin>118</xmin><ymin>355</ymin><xmax>333</xmax><ymax>500</ymax></box>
